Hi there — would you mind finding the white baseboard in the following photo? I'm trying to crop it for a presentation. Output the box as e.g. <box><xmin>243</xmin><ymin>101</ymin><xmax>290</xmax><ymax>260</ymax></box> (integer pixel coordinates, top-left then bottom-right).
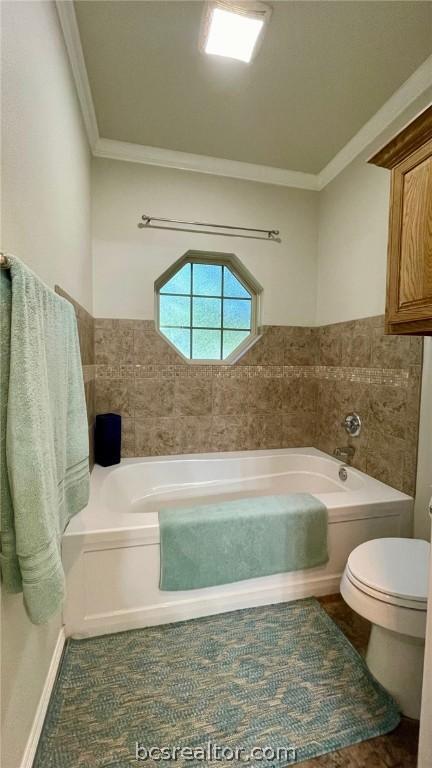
<box><xmin>20</xmin><ymin>627</ymin><xmax>66</xmax><ymax>768</ymax></box>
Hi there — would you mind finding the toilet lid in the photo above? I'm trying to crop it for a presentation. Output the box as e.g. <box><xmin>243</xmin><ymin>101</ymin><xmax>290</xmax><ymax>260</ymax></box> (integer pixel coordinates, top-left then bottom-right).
<box><xmin>347</xmin><ymin>538</ymin><xmax>430</xmax><ymax>605</ymax></box>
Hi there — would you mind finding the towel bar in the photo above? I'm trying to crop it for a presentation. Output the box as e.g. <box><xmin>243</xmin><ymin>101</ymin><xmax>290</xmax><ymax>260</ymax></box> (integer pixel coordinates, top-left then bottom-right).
<box><xmin>0</xmin><ymin>252</ymin><xmax>11</xmax><ymax>269</ymax></box>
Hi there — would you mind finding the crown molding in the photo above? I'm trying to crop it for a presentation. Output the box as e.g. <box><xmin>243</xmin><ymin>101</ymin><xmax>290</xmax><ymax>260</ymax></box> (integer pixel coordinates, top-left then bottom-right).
<box><xmin>318</xmin><ymin>55</ymin><xmax>432</xmax><ymax>189</ymax></box>
<box><xmin>93</xmin><ymin>137</ymin><xmax>319</xmax><ymax>190</ymax></box>
<box><xmin>56</xmin><ymin>0</ymin><xmax>99</xmax><ymax>150</ymax></box>
<box><xmin>58</xmin><ymin>0</ymin><xmax>432</xmax><ymax>191</ymax></box>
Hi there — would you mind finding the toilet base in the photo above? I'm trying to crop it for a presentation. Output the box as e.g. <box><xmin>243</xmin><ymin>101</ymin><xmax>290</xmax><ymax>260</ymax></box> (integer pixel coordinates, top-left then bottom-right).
<box><xmin>366</xmin><ymin>624</ymin><xmax>425</xmax><ymax>719</ymax></box>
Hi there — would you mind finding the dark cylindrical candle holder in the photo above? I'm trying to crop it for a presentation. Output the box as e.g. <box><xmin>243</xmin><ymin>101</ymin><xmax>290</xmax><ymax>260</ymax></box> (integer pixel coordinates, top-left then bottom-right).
<box><xmin>94</xmin><ymin>413</ymin><xmax>121</xmax><ymax>467</ymax></box>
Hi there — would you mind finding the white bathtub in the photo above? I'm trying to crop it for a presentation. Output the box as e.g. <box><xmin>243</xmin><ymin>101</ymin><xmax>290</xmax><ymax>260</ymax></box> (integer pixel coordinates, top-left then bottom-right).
<box><xmin>63</xmin><ymin>448</ymin><xmax>413</xmax><ymax>637</ymax></box>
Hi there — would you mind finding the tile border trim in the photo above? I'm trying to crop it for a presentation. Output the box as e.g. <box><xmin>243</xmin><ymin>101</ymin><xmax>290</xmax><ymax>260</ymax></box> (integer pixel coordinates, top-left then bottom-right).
<box><xmin>95</xmin><ymin>364</ymin><xmax>410</xmax><ymax>387</ymax></box>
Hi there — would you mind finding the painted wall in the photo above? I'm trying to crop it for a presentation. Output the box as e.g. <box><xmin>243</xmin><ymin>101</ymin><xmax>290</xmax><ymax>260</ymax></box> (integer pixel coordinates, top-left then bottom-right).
<box><xmin>419</xmin><ymin>542</ymin><xmax>432</xmax><ymax>766</ymax></box>
<box><xmin>1</xmin><ymin>3</ymin><xmax>92</xmax><ymax>767</ymax></box>
<box><xmin>91</xmin><ymin>159</ymin><xmax>319</xmax><ymax>326</ymax></box>
<box><xmin>316</xmin><ymin>93</ymin><xmax>432</xmax><ymax>326</ymax></box>
<box><xmin>316</xmin><ymin>159</ymin><xmax>389</xmax><ymax>325</ymax></box>
<box><xmin>2</xmin><ymin>1</ymin><xmax>92</xmax><ymax>312</ymax></box>
<box><xmin>415</xmin><ymin>338</ymin><xmax>432</xmax><ymax>541</ymax></box>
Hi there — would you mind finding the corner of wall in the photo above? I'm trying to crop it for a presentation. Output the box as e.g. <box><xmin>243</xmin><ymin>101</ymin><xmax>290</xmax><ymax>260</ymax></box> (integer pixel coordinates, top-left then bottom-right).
<box><xmin>414</xmin><ymin>338</ymin><xmax>432</xmax><ymax>541</ymax></box>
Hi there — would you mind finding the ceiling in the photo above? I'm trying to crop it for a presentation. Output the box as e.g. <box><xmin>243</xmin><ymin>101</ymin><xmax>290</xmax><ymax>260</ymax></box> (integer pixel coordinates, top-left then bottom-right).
<box><xmin>74</xmin><ymin>1</ymin><xmax>432</xmax><ymax>174</ymax></box>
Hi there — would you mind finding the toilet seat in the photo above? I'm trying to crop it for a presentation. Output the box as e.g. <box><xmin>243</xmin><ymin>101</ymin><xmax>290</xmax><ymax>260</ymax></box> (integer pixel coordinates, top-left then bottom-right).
<box><xmin>341</xmin><ymin>538</ymin><xmax>429</xmax><ymax>639</ymax></box>
<box><xmin>345</xmin><ymin>565</ymin><xmax>427</xmax><ymax>611</ymax></box>
<box><xmin>341</xmin><ymin>537</ymin><xmax>429</xmax><ymax>717</ymax></box>
<box><xmin>346</xmin><ymin>537</ymin><xmax>429</xmax><ymax>610</ymax></box>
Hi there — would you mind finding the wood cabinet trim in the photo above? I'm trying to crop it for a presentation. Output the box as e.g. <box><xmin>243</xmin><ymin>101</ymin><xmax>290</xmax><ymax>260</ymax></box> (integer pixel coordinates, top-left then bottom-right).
<box><xmin>369</xmin><ymin>105</ymin><xmax>432</xmax><ymax>170</ymax></box>
<box><xmin>374</xmin><ymin>107</ymin><xmax>432</xmax><ymax>336</ymax></box>
<box><xmin>386</xmin><ymin>139</ymin><xmax>432</xmax><ymax>332</ymax></box>
<box><xmin>386</xmin><ymin>140</ymin><xmax>432</xmax><ymax>326</ymax></box>
<box><xmin>386</xmin><ymin>317</ymin><xmax>432</xmax><ymax>335</ymax></box>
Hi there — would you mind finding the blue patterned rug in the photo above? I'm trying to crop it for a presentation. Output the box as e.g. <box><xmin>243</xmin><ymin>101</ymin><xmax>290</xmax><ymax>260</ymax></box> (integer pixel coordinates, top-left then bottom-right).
<box><xmin>34</xmin><ymin>599</ymin><xmax>400</xmax><ymax>767</ymax></box>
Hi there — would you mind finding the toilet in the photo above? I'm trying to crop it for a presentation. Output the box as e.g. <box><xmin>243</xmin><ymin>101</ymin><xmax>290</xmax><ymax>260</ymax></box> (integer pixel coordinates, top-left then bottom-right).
<box><xmin>341</xmin><ymin>537</ymin><xmax>430</xmax><ymax>719</ymax></box>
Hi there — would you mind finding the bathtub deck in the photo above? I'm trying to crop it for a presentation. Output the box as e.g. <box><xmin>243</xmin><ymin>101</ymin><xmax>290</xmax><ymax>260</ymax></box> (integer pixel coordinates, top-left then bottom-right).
<box><xmin>312</xmin><ymin>595</ymin><xmax>419</xmax><ymax>768</ymax></box>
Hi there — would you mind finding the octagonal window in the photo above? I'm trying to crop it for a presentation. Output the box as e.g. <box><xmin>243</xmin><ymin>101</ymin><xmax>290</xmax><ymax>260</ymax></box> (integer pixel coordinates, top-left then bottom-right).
<box><xmin>155</xmin><ymin>252</ymin><xmax>261</xmax><ymax>362</ymax></box>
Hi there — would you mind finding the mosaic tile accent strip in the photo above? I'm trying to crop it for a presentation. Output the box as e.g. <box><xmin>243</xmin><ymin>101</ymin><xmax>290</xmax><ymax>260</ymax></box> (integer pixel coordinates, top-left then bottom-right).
<box><xmin>95</xmin><ymin>363</ymin><xmax>410</xmax><ymax>386</ymax></box>
<box><xmin>311</xmin><ymin>366</ymin><xmax>410</xmax><ymax>387</ymax></box>
<box><xmin>33</xmin><ymin>599</ymin><xmax>400</xmax><ymax>768</ymax></box>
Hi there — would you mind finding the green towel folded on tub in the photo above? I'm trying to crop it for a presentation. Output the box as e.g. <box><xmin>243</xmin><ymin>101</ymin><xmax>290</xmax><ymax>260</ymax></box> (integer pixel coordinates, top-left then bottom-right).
<box><xmin>159</xmin><ymin>493</ymin><xmax>328</xmax><ymax>591</ymax></box>
<box><xmin>0</xmin><ymin>257</ymin><xmax>89</xmax><ymax>624</ymax></box>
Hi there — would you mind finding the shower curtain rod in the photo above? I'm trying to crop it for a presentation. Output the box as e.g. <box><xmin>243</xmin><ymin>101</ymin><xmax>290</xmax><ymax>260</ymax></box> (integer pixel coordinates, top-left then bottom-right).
<box><xmin>138</xmin><ymin>214</ymin><xmax>280</xmax><ymax>241</ymax></box>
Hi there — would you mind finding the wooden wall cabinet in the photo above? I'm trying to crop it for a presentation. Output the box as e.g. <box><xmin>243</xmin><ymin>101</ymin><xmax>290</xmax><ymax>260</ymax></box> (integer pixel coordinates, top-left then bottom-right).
<box><xmin>370</xmin><ymin>106</ymin><xmax>432</xmax><ymax>335</ymax></box>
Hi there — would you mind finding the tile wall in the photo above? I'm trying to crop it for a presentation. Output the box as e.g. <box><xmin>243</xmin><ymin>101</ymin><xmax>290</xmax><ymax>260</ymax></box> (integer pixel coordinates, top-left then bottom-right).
<box><xmin>314</xmin><ymin>317</ymin><xmax>422</xmax><ymax>496</ymax></box>
<box><xmin>94</xmin><ymin>316</ymin><xmax>423</xmax><ymax>495</ymax></box>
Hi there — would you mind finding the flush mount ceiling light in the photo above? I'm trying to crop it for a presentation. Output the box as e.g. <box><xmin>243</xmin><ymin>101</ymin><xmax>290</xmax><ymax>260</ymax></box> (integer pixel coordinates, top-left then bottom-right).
<box><xmin>200</xmin><ymin>1</ymin><xmax>272</xmax><ymax>63</ymax></box>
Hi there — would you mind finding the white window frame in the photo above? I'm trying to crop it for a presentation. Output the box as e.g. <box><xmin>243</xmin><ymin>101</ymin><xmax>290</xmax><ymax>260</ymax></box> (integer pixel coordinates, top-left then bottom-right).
<box><xmin>154</xmin><ymin>250</ymin><xmax>262</xmax><ymax>365</ymax></box>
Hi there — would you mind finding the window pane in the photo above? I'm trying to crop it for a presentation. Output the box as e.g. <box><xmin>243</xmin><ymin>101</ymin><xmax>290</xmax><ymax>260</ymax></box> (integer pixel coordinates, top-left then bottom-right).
<box><xmin>159</xmin><ymin>295</ymin><xmax>190</xmax><ymax>327</ymax></box>
<box><xmin>160</xmin><ymin>263</ymin><xmax>191</xmax><ymax>295</ymax></box>
<box><xmin>223</xmin><ymin>298</ymin><xmax>251</xmax><ymax>329</ymax></box>
<box><xmin>192</xmin><ymin>329</ymin><xmax>221</xmax><ymax>359</ymax></box>
<box><xmin>192</xmin><ymin>263</ymin><xmax>222</xmax><ymax>296</ymax></box>
<box><xmin>223</xmin><ymin>330</ymin><xmax>250</xmax><ymax>358</ymax></box>
<box><xmin>223</xmin><ymin>267</ymin><xmax>251</xmax><ymax>298</ymax></box>
<box><xmin>161</xmin><ymin>327</ymin><xmax>191</xmax><ymax>358</ymax></box>
<box><xmin>192</xmin><ymin>297</ymin><xmax>221</xmax><ymax>328</ymax></box>
<box><xmin>157</xmin><ymin>259</ymin><xmax>257</xmax><ymax>362</ymax></box>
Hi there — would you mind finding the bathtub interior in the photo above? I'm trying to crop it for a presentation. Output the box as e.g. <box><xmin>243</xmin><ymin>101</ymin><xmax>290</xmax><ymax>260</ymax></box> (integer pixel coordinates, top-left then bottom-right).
<box><xmin>101</xmin><ymin>450</ymin><xmax>365</xmax><ymax>515</ymax></box>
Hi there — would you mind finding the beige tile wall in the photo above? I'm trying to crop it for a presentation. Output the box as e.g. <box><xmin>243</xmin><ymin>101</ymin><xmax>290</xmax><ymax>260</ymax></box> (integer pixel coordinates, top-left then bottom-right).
<box><xmin>94</xmin><ymin>316</ymin><xmax>423</xmax><ymax>495</ymax></box>
<box><xmin>94</xmin><ymin>321</ymin><xmax>317</xmax><ymax>457</ymax></box>
<box><xmin>315</xmin><ymin>316</ymin><xmax>422</xmax><ymax>496</ymax></box>
<box><xmin>55</xmin><ymin>286</ymin><xmax>95</xmax><ymax>467</ymax></box>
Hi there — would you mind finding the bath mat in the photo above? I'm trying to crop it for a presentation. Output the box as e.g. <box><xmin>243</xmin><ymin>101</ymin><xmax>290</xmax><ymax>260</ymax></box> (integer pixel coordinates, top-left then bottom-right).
<box><xmin>34</xmin><ymin>599</ymin><xmax>400</xmax><ymax>768</ymax></box>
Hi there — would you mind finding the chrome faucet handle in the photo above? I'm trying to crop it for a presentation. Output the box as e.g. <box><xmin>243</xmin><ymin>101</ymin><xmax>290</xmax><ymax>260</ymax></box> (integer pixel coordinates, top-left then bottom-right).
<box><xmin>342</xmin><ymin>412</ymin><xmax>361</xmax><ymax>437</ymax></box>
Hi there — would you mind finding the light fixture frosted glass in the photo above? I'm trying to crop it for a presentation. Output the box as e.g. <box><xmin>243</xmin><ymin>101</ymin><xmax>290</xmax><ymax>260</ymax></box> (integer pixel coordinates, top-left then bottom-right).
<box><xmin>204</xmin><ymin>7</ymin><xmax>265</xmax><ymax>63</ymax></box>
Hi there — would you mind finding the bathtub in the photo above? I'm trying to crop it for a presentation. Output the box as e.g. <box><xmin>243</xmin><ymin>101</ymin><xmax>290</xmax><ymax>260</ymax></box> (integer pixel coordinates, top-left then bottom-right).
<box><xmin>63</xmin><ymin>447</ymin><xmax>413</xmax><ymax>637</ymax></box>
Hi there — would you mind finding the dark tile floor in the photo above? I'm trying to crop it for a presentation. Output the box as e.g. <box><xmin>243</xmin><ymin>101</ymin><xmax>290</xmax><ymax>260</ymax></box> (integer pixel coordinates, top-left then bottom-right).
<box><xmin>312</xmin><ymin>595</ymin><xmax>419</xmax><ymax>768</ymax></box>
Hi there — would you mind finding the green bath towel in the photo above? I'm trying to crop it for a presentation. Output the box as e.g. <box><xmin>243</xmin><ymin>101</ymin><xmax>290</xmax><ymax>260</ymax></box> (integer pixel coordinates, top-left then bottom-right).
<box><xmin>159</xmin><ymin>493</ymin><xmax>328</xmax><ymax>591</ymax></box>
<box><xmin>0</xmin><ymin>258</ymin><xmax>89</xmax><ymax>624</ymax></box>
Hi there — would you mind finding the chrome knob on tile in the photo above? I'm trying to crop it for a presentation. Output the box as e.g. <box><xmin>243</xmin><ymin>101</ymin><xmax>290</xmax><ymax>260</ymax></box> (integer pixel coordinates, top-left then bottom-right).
<box><xmin>342</xmin><ymin>412</ymin><xmax>361</xmax><ymax>437</ymax></box>
<box><xmin>339</xmin><ymin>466</ymin><xmax>348</xmax><ymax>482</ymax></box>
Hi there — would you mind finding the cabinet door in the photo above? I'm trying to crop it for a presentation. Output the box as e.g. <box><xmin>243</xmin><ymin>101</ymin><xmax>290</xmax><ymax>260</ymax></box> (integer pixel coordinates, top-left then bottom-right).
<box><xmin>387</xmin><ymin>139</ymin><xmax>432</xmax><ymax>333</ymax></box>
